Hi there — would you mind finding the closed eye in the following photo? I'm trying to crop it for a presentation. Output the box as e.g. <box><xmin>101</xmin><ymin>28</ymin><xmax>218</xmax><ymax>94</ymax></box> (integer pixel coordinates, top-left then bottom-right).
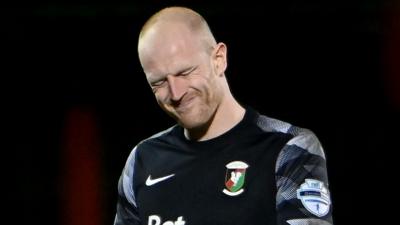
<box><xmin>150</xmin><ymin>79</ymin><xmax>167</xmax><ymax>93</ymax></box>
<box><xmin>152</xmin><ymin>80</ymin><xmax>165</xmax><ymax>87</ymax></box>
<box><xmin>178</xmin><ymin>66</ymin><xmax>197</xmax><ymax>77</ymax></box>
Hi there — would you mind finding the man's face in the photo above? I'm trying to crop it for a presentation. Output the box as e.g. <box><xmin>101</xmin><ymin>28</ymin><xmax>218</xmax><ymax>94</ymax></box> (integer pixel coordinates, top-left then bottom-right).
<box><xmin>138</xmin><ymin>23</ymin><xmax>223</xmax><ymax>130</ymax></box>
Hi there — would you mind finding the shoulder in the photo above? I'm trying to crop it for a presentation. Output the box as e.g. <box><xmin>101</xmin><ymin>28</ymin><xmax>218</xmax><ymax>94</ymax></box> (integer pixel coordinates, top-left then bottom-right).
<box><xmin>122</xmin><ymin>125</ymin><xmax>176</xmax><ymax>164</ymax></box>
<box><xmin>145</xmin><ymin>125</ymin><xmax>177</xmax><ymax>140</ymax></box>
<box><xmin>255</xmin><ymin>114</ymin><xmax>293</xmax><ymax>134</ymax></box>
<box><xmin>255</xmin><ymin>113</ymin><xmax>325</xmax><ymax>158</ymax></box>
<box><xmin>133</xmin><ymin>125</ymin><xmax>178</xmax><ymax>152</ymax></box>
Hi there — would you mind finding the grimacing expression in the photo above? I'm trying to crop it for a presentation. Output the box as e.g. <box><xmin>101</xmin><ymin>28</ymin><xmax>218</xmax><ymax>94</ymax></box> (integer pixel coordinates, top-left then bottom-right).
<box><xmin>139</xmin><ymin>24</ymin><xmax>224</xmax><ymax>130</ymax></box>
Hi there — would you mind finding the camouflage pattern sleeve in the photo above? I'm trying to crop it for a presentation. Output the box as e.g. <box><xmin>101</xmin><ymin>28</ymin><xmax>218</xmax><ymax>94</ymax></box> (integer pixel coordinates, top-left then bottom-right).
<box><xmin>114</xmin><ymin>147</ymin><xmax>141</xmax><ymax>225</ymax></box>
<box><xmin>275</xmin><ymin>127</ymin><xmax>333</xmax><ymax>225</ymax></box>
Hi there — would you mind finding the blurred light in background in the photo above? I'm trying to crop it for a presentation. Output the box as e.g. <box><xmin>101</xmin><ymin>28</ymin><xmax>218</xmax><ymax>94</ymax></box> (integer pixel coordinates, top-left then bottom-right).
<box><xmin>60</xmin><ymin>107</ymin><xmax>103</xmax><ymax>225</ymax></box>
<box><xmin>383</xmin><ymin>0</ymin><xmax>400</xmax><ymax>110</ymax></box>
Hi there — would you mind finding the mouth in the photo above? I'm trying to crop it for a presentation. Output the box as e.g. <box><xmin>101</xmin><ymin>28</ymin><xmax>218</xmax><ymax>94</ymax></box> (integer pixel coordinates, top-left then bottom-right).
<box><xmin>175</xmin><ymin>95</ymin><xmax>196</xmax><ymax>114</ymax></box>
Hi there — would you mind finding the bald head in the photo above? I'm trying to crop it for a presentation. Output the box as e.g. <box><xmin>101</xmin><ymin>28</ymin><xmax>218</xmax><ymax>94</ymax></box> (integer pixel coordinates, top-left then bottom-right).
<box><xmin>138</xmin><ymin>7</ymin><xmax>217</xmax><ymax>57</ymax></box>
<box><xmin>136</xmin><ymin>7</ymin><xmax>242</xmax><ymax>139</ymax></box>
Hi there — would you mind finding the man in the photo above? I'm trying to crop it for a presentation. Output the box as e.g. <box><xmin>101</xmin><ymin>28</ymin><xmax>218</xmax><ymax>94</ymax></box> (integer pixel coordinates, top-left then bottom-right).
<box><xmin>114</xmin><ymin>6</ymin><xmax>333</xmax><ymax>225</ymax></box>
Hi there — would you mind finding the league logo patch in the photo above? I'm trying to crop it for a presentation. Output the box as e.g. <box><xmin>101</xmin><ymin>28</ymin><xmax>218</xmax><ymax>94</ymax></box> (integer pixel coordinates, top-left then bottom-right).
<box><xmin>223</xmin><ymin>161</ymin><xmax>249</xmax><ymax>196</ymax></box>
<box><xmin>296</xmin><ymin>179</ymin><xmax>331</xmax><ymax>217</ymax></box>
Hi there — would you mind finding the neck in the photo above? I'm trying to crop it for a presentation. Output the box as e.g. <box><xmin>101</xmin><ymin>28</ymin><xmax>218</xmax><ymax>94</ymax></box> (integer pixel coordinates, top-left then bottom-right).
<box><xmin>184</xmin><ymin>94</ymin><xmax>245</xmax><ymax>141</ymax></box>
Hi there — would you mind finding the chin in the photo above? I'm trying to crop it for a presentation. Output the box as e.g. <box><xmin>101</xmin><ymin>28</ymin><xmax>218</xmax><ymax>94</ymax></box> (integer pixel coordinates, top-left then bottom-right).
<box><xmin>178</xmin><ymin>117</ymin><xmax>204</xmax><ymax>130</ymax></box>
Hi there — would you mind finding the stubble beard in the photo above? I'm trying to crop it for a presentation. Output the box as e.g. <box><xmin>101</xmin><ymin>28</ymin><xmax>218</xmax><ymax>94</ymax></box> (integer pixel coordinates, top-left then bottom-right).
<box><xmin>162</xmin><ymin>93</ymin><xmax>219</xmax><ymax>132</ymax></box>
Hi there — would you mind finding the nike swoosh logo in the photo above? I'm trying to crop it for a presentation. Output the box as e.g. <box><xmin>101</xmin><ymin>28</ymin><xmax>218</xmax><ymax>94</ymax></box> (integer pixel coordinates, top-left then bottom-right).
<box><xmin>145</xmin><ymin>174</ymin><xmax>175</xmax><ymax>186</ymax></box>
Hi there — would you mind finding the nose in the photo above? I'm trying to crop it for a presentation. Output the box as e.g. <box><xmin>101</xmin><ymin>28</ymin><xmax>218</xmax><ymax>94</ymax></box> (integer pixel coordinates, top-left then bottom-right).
<box><xmin>167</xmin><ymin>75</ymin><xmax>186</xmax><ymax>102</ymax></box>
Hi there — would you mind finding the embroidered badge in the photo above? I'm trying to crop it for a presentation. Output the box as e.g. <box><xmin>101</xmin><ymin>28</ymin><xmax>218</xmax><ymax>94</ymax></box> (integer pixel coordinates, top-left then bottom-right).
<box><xmin>296</xmin><ymin>179</ymin><xmax>331</xmax><ymax>217</ymax></box>
<box><xmin>223</xmin><ymin>161</ymin><xmax>249</xmax><ymax>196</ymax></box>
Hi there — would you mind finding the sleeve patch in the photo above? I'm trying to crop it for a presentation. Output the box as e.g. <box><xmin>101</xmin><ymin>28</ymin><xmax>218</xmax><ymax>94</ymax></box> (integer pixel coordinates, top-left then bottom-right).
<box><xmin>296</xmin><ymin>179</ymin><xmax>331</xmax><ymax>217</ymax></box>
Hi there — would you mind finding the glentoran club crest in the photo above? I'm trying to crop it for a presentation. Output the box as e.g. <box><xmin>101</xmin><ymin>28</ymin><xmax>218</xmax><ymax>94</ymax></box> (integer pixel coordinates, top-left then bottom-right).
<box><xmin>223</xmin><ymin>161</ymin><xmax>249</xmax><ymax>196</ymax></box>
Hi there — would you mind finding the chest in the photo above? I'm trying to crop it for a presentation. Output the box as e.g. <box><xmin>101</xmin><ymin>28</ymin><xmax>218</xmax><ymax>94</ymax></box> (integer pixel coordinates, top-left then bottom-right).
<box><xmin>134</xmin><ymin>134</ymin><xmax>289</xmax><ymax>225</ymax></box>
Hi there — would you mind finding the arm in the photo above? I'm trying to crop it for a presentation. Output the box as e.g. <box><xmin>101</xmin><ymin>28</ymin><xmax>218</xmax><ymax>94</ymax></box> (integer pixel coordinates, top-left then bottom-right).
<box><xmin>114</xmin><ymin>147</ymin><xmax>141</xmax><ymax>225</ymax></box>
<box><xmin>275</xmin><ymin>128</ymin><xmax>333</xmax><ymax>225</ymax></box>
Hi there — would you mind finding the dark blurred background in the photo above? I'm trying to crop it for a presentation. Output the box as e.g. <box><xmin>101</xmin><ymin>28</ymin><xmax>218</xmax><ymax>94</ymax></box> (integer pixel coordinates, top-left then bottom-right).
<box><xmin>3</xmin><ymin>0</ymin><xmax>399</xmax><ymax>225</ymax></box>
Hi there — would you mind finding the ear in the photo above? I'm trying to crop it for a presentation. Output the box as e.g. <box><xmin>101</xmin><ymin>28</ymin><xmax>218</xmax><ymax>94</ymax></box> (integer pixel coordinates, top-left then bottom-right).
<box><xmin>212</xmin><ymin>42</ymin><xmax>227</xmax><ymax>76</ymax></box>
